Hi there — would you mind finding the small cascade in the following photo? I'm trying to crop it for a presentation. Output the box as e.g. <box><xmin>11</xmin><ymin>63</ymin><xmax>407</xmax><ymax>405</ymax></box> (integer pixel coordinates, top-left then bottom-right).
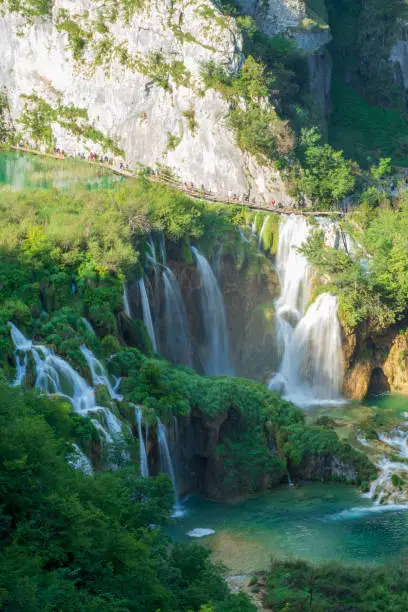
<box><xmin>269</xmin><ymin>215</ymin><xmax>344</xmax><ymax>406</ymax></box>
<box><xmin>12</xmin><ymin>353</ymin><xmax>27</xmax><ymax>387</ymax></box>
<box><xmin>135</xmin><ymin>405</ymin><xmax>149</xmax><ymax>478</ymax></box>
<box><xmin>138</xmin><ymin>277</ymin><xmax>158</xmax><ymax>352</ymax></box>
<box><xmin>191</xmin><ymin>247</ymin><xmax>234</xmax><ymax>376</ymax></box>
<box><xmin>67</xmin><ymin>443</ymin><xmax>93</xmax><ymax>476</ymax></box>
<box><xmin>80</xmin><ymin>345</ymin><xmax>123</xmax><ymax>401</ymax></box>
<box><xmin>123</xmin><ymin>283</ymin><xmax>132</xmax><ymax>318</ymax></box>
<box><xmin>159</xmin><ymin>232</ymin><xmax>166</xmax><ymax>265</ymax></box>
<box><xmin>157</xmin><ymin>418</ymin><xmax>183</xmax><ymax>516</ymax></box>
<box><xmin>251</xmin><ymin>213</ymin><xmax>259</xmax><ymax>237</ymax></box>
<box><xmin>363</xmin><ymin>457</ymin><xmax>408</xmax><ymax>506</ymax></box>
<box><xmin>162</xmin><ymin>266</ymin><xmax>192</xmax><ymax>365</ymax></box>
<box><xmin>258</xmin><ymin>215</ymin><xmax>269</xmax><ymax>252</ymax></box>
<box><xmin>8</xmin><ymin>323</ymin><xmax>124</xmax><ymax>440</ymax></box>
<box><xmin>81</xmin><ymin>317</ymin><xmax>95</xmax><ymax>334</ymax></box>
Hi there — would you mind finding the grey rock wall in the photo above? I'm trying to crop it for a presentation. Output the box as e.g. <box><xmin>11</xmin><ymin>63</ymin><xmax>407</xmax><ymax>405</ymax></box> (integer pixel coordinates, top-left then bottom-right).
<box><xmin>0</xmin><ymin>0</ymin><xmax>293</xmax><ymax>205</ymax></box>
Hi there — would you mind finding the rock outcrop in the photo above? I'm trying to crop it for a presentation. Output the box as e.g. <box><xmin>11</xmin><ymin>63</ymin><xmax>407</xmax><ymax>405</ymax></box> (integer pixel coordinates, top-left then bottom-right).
<box><xmin>0</xmin><ymin>0</ymin><xmax>294</xmax><ymax>205</ymax></box>
<box><xmin>342</xmin><ymin>324</ymin><xmax>408</xmax><ymax>400</ymax></box>
<box><xmin>234</xmin><ymin>0</ymin><xmax>332</xmax><ymax>118</ymax></box>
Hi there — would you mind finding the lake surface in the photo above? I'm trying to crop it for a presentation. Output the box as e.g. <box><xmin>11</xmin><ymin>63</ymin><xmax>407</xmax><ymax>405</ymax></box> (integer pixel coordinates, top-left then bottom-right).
<box><xmin>0</xmin><ymin>151</ymin><xmax>120</xmax><ymax>190</ymax></box>
<box><xmin>169</xmin><ymin>482</ymin><xmax>408</xmax><ymax>573</ymax></box>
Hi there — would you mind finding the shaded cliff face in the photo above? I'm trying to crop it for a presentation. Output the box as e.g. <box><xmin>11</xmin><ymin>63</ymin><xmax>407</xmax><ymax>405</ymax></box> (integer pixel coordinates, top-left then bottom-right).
<box><xmin>235</xmin><ymin>0</ymin><xmax>332</xmax><ymax>118</ymax></box>
<box><xmin>0</xmin><ymin>0</ymin><xmax>292</xmax><ymax>204</ymax></box>
<box><xmin>342</xmin><ymin>323</ymin><xmax>408</xmax><ymax>400</ymax></box>
<box><xmin>135</xmin><ymin>249</ymin><xmax>281</xmax><ymax>380</ymax></box>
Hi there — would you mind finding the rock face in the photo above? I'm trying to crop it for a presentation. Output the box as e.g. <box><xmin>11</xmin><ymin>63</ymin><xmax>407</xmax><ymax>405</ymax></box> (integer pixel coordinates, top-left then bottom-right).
<box><xmin>234</xmin><ymin>0</ymin><xmax>332</xmax><ymax>118</ymax></box>
<box><xmin>0</xmin><ymin>0</ymin><xmax>293</xmax><ymax>205</ymax></box>
<box><xmin>342</xmin><ymin>324</ymin><xmax>408</xmax><ymax>400</ymax></box>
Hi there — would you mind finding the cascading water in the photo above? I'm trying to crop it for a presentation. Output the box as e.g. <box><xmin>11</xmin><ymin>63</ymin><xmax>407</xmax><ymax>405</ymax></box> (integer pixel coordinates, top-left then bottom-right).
<box><xmin>271</xmin><ymin>293</ymin><xmax>344</xmax><ymax>406</ymax></box>
<box><xmin>67</xmin><ymin>443</ymin><xmax>94</xmax><ymax>476</ymax></box>
<box><xmin>138</xmin><ymin>277</ymin><xmax>158</xmax><ymax>352</ymax></box>
<box><xmin>269</xmin><ymin>215</ymin><xmax>344</xmax><ymax>406</ymax></box>
<box><xmin>157</xmin><ymin>418</ymin><xmax>183</xmax><ymax>516</ymax></box>
<box><xmin>80</xmin><ymin>345</ymin><xmax>123</xmax><ymax>401</ymax></box>
<box><xmin>8</xmin><ymin>323</ymin><xmax>124</xmax><ymax>441</ymax></box>
<box><xmin>162</xmin><ymin>266</ymin><xmax>192</xmax><ymax>366</ymax></box>
<box><xmin>191</xmin><ymin>247</ymin><xmax>234</xmax><ymax>376</ymax></box>
<box><xmin>135</xmin><ymin>405</ymin><xmax>149</xmax><ymax>478</ymax></box>
<box><xmin>12</xmin><ymin>353</ymin><xmax>27</xmax><ymax>387</ymax></box>
<box><xmin>81</xmin><ymin>317</ymin><xmax>95</xmax><ymax>334</ymax></box>
<box><xmin>123</xmin><ymin>283</ymin><xmax>132</xmax><ymax>318</ymax></box>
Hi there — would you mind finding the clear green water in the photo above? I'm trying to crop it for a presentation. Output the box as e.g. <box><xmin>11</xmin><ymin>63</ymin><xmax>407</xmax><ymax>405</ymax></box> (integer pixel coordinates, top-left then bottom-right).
<box><xmin>168</xmin><ymin>483</ymin><xmax>408</xmax><ymax>573</ymax></box>
<box><xmin>0</xmin><ymin>151</ymin><xmax>121</xmax><ymax>190</ymax></box>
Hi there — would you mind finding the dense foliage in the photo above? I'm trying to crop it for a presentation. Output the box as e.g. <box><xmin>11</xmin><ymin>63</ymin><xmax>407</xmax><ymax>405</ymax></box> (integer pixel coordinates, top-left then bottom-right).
<box><xmin>300</xmin><ymin>185</ymin><xmax>408</xmax><ymax>333</ymax></box>
<box><xmin>265</xmin><ymin>557</ymin><xmax>408</xmax><ymax>611</ymax></box>
<box><xmin>0</xmin><ymin>382</ymin><xmax>256</xmax><ymax>611</ymax></box>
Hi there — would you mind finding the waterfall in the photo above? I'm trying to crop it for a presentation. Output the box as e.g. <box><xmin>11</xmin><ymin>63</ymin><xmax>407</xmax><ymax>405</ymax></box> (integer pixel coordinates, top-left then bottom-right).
<box><xmin>67</xmin><ymin>443</ymin><xmax>93</xmax><ymax>476</ymax></box>
<box><xmin>80</xmin><ymin>345</ymin><xmax>123</xmax><ymax>400</ymax></box>
<box><xmin>258</xmin><ymin>215</ymin><xmax>269</xmax><ymax>252</ymax></box>
<box><xmin>123</xmin><ymin>283</ymin><xmax>132</xmax><ymax>318</ymax></box>
<box><xmin>271</xmin><ymin>294</ymin><xmax>344</xmax><ymax>406</ymax></box>
<box><xmin>81</xmin><ymin>317</ymin><xmax>95</xmax><ymax>334</ymax></box>
<box><xmin>12</xmin><ymin>353</ymin><xmax>28</xmax><ymax>387</ymax></box>
<box><xmin>135</xmin><ymin>405</ymin><xmax>149</xmax><ymax>478</ymax></box>
<box><xmin>268</xmin><ymin>215</ymin><xmax>344</xmax><ymax>406</ymax></box>
<box><xmin>251</xmin><ymin>213</ymin><xmax>259</xmax><ymax>237</ymax></box>
<box><xmin>8</xmin><ymin>323</ymin><xmax>124</xmax><ymax>440</ymax></box>
<box><xmin>191</xmin><ymin>247</ymin><xmax>234</xmax><ymax>376</ymax></box>
<box><xmin>138</xmin><ymin>277</ymin><xmax>158</xmax><ymax>352</ymax></box>
<box><xmin>157</xmin><ymin>418</ymin><xmax>183</xmax><ymax>516</ymax></box>
<box><xmin>162</xmin><ymin>266</ymin><xmax>192</xmax><ymax>365</ymax></box>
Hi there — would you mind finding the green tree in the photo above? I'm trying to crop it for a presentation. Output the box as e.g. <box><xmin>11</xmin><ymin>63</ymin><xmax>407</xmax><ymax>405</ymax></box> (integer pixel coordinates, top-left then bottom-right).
<box><xmin>297</xmin><ymin>128</ymin><xmax>356</xmax><ymax>209</ymax></box>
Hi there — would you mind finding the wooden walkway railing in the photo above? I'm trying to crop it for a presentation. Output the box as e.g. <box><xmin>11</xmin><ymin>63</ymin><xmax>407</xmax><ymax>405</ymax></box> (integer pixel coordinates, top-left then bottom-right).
<box><xmin>10</xmin><ymin>146</ymin><xmax>343</xmax><ymax>216</ymax></box>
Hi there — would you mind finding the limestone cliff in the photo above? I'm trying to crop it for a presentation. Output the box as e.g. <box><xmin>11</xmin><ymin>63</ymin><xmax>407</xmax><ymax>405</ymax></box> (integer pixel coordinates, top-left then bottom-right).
<box><xmin>234</xmin><ymin>0</ymin><xmax>332</xmax><ymax>118</ymax></box>
<box><xmin>0</xmin><ymin>0</ymin><xmax>293</xmax><ymax>204</ymax></box>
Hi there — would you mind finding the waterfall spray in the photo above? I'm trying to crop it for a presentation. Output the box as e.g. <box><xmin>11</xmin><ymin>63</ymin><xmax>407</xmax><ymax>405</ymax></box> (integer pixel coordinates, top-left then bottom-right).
<box><xmin>191</xmin><ymin>247</ymin><xmax>234</xmax><ymax>376</ymax></box>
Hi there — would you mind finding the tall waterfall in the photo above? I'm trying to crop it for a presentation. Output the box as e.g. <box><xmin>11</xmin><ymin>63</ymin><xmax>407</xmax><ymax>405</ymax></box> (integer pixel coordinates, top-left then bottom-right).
<box><xmin>269</xmin><ymin>215</ymin><xmax>344</xmax><ymax>406</ymax></box>
<box><xmin>191</xmin><ymin>247</ymin><xmax>234</xmax><ymax>376</ymax></box>
<box><xmin>135</xmin><ymin>406</ymin><xmax>149</xmax><ymax>478</ymax></box>
<box><xmin>138</xmin><ymin>277</ymin><xmax>158</xmax><ymax>352</ymax></box>
<box><xmin>123</xmin><ymin>283</ymin><xmax>132</xmax><ymax>318</ymax></box>
<box><xmin>157</xmin><ymin>418</ymin><xmax>183</xmax><ymax>516</ymax></box>
<box><xmin>162</xmin><ymin>267</ymin><xmax>192</xmax><ymax>366</ymax></box>
<box><xmin>8</xmin><ymin>323</ymin><xmax>124</xmax><ymax>440</ymax></box>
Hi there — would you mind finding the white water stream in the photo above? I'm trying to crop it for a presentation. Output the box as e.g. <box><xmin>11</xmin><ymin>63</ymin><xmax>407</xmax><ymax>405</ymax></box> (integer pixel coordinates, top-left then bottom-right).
<box><xmin>191</xmin><ymin>247</ymin><xmax>234</xmax><ymax>376</ymax></box>
<box><xmin>268</xmin><ymin>215</ymin><xmax>344</xmax><ymax>407</ymax></box>
<box><xmin>9</xmin><ymin>322</ymin><xmax>124</xmax><ymax>444</ymax></box>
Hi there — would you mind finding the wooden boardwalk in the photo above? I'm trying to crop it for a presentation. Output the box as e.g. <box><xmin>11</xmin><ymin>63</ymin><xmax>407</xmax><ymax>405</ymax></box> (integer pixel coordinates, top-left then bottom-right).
<box><xmin>10</xmin><ymin>146</ymin><xmax>342</xmax><ymax>216</ymax></box>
